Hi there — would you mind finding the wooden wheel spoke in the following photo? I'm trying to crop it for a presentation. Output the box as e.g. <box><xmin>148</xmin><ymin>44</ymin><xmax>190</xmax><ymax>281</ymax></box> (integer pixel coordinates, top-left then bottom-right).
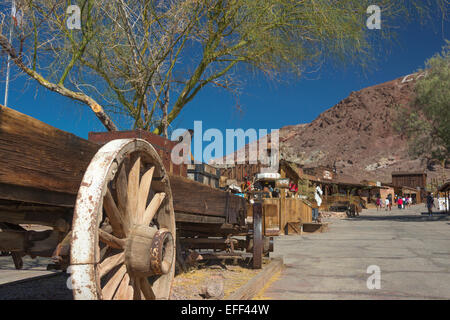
<box><xmin>113</xmin><ymin>273</ymin><xmax>134</xmax><ymax>300</ymax></box>
<box><xmin>126</xmin><ymin>156</ymin><xmax>141</xmax><ymax>226</ymax></box>
<box><xmin>132</xmin><ymin>276</ymin><xmax>143</xmax><ymax>300</ymax></box>
<box><xmin>98</xmin><ymin>252</ymin><xmax>124</xmax><ymax>279</ymax></box>
<box><xmin>98</xmin><ymin>228</ymin><xmax>125</xmax><ymax>249</ymax></box>
<box><xmin>102</xmin><ymin>264</ymin><xmax>127</xmax><ymax>300</ymax></box>
<box><xmin>99</xmin><ymin>245</ymin><xmax>111</xmax><ymax>261</ymax></box>
<box><xmin>140</xmin><ymin>277</ymin><xmax>156</xmax><ymax>300</ymax></box>
<box><xmin>104</xmin><ymin>189</ymin><xmax>127</xmax><ymax>237</ymax></box>
<box><xmin>136</xmin><ymin>166</ymin><xmax>155</xmax><ymax>224</ymax></box>
<box><xmin>116</xmin><ymin>164</ymin><xmax>128</xmax><ymax>216</ymax></box>
<box><xmin>142</xmin><ymin>192</ymin><xmax>166</xmax><ymax>226</ymax></box>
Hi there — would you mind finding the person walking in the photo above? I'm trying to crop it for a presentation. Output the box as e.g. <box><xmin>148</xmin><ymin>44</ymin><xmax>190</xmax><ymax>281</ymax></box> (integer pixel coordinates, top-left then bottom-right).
<box><xmin>385</xmin><ymin>198</ymin><xmax>390</xmax><ymax>211</ymax></box>
<box><xmin>426</xmin><ymin>192</ymin><xmax>435</xmax><ymax>216</ymax></box>
<box><xmin>376</xmin><ymin>197</ymin><xmax>382</xmax><ymax>211</ymax></box>
<box><xmin>398</xmin><ymin>197</ymin><xmax>403</xmax><ymax>209</ymax></box>
<box><xmin>387</xmin><ymin>194</ymin><xmax>392</xmax><ymax>211</ymax></box>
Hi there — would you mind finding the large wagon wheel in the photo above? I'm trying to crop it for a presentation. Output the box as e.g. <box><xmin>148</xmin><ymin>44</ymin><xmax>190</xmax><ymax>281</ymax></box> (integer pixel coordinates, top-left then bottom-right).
<box><xmin>70</xmin><ymin>139</ymin><xmax>176</xmax><ymax>300</ymax></box>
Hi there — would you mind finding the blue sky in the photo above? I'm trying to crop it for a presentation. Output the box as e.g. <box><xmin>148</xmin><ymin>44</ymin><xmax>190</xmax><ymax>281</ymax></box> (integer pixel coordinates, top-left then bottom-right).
<box><xmin>1</xmin><ymin>6</ymin><xmax>448</xmax><ymax>161</ymax></box>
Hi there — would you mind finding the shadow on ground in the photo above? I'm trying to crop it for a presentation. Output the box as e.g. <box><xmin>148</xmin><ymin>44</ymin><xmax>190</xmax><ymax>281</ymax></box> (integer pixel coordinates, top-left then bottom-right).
<box><xmin>0</xmin><ymin>273</ymin><xmax>72</xmax><ymax>300</ymax></box>
<box><xmin>344</xmin><ymin>213</ymin><xmax>449</xmax><ymax>223</ymax></box>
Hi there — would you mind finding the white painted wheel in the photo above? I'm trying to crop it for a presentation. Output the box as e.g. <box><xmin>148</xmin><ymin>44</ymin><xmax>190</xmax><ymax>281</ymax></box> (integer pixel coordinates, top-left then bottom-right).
<box><xmin>70</xmin><ymin>139</ymin><xmax>175</xmax><ymax>300</ymax></box>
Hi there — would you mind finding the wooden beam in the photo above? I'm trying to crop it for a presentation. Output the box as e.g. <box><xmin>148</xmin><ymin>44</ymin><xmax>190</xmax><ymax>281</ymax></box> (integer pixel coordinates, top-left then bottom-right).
<box><xmin>176</xmin><ymin>222</ymin><xmax>247</xmax><ymax>237</ymax></box>
<box><xmin>169</xmin><ymin>174</ymin><xmax>246</xmax><ymax>221</ymax></box>
<box><xmin>0</xmin><ymin>206</ymin><xmax>71</xmax><ymax>231</ymax></box>
<box><xmin>0</xmin><ymin>183</ymin><xmax>76</xmax><ymax>207</ymax></box>
<box><xmin>0</xmin><ymin>230</ymin><xmax>26</xmax><ymax>251</ymax></box>
<box><xmin>0</xmin><ymin>105</ymin><xmax>98</xmax><ymax>196</ymax></box>
<box><xmin>175</xmin><ymin>212</ymin><xmax>225</xmax><ymax>224</ymax></box>
<box><xmin>0</xmin><ymin>107</ymin><xmax>246</xmax><ymax>222</ymax></box>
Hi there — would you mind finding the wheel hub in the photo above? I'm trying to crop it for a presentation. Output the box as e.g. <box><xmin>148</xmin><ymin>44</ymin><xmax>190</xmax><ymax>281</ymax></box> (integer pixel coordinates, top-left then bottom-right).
<box><xmin>125</xmin><ymin>225</ymin><xmax>174</xmax><ymax>276</ymax></box>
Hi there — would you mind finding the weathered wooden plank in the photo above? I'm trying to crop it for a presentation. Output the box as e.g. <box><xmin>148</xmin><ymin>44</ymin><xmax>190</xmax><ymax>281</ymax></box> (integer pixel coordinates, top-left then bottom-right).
<box><xmin>0</xmin><ymin>209</ymin><xmax>71</xmax><ymax>231</ymax></box>
<box><xmin>169</xmin><ymin>174</ymin><xmax>246</xmax><ymax>221</ymax></box>
<box><xmin>0</xmin><ymin>105</ymin><xmax>98</xmax><ymax>195</ymax></box>
<box><xmin>0</xmin><ymin>230</ymin><xmax>26</xmax><ymax>251</ymax></box>
<box><xmin>0</xmin><ymin>183</ymin><xmax>76</xmax><ymax>207</ymax></box>
<box><xmin>226</xmin><ymin>257</ymin><xmax>284</xmax><ymax>300</ymax></box>
<box><xmin>175</xmin><ymin>212</ymin><xmax>225</xmax><ymax>224</ymax></box>
<box><xmin>0</xmin><ymin>108</ymin><xmax>245</xmax><ymax>222</ymax></box>
<box><xmin>176</xmin><ymin>222</ymin><xmax>248</xmax><ymax>237</ymax></box>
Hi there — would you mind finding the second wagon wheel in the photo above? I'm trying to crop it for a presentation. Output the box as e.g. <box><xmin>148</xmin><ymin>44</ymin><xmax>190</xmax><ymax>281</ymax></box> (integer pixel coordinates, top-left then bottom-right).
<box><xmin>70</xmin><ymin>139</ymin><xmax>176</xmax><ymax>300</ymax></box>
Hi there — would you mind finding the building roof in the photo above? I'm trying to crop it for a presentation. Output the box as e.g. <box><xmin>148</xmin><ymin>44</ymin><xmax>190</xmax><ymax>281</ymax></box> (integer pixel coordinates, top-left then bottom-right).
<box><xmin>392</xmin><ymin>171</ymin><xmax>426</xmax><ymax>176</ymax></box>
<box><xmin>280</xmin><ymin>160</ymin><xmax>380</xmax><ymax>189</ymax></box>
<box><xmin>401</xmin><ymin>186</ymin><xmax>421</xmax><ymax>192</ymax></box>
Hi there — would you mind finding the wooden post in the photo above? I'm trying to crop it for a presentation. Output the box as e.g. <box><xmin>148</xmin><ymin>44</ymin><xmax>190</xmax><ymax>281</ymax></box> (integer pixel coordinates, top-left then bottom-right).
<box><xmin>252</xmin><ymin>202</ymin><xmax>263</xmax><ymax>269</ymax></box>
<box><xmin>280</xmin><ymin>189</ymin><xmax>286</xmax><ymax>235</ymax></box>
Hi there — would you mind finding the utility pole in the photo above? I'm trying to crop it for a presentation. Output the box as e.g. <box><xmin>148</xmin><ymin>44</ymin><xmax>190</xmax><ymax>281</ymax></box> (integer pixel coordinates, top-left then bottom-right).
<box><xmin>4</xmin><ymin>1</ymin><xmax>14</xmax><ymax>107</ymax></box>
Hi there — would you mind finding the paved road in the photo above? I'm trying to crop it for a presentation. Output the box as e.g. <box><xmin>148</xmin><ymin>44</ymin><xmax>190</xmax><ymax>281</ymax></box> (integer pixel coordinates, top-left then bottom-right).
<box><xmin>0</xmin><ymin>256</ymin><xmax>70</xmax><ymax>300</ymax></box>
<box><xmin>0</xmin><ymin>256</ymin><xmax>57</xmax><ymax>285</ymax></box>
<box><xmin>264</xmin><ymin>205</ymin><xmax>450</xmax><ymax>299</ymax></box>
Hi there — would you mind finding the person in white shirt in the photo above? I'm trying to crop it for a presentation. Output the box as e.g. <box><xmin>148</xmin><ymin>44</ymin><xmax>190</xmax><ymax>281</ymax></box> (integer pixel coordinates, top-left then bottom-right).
<box><xmin>313</xmin><ymin>185</ymin><xmax>323</xmax><ymax>221</ymax></box>
<box><xmin>385</xmin><ymin>198</ymin><xmax>390</xmax><ymax>211</ymax></box>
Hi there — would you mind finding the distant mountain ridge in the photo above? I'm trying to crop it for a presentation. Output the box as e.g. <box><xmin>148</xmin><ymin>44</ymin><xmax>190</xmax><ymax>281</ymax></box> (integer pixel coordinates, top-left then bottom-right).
<box><xmin>212</xmin><ymin>73</ymin><xmax>449</xmax><ymax>184</ymax></box>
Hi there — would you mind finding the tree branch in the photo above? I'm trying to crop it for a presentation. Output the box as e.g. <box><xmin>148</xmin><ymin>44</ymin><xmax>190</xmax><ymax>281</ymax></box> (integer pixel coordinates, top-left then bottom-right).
<box><xmin>0</xmin><ymin>33</ymin><xmax>117</xmax><ymax>131</ymax></box>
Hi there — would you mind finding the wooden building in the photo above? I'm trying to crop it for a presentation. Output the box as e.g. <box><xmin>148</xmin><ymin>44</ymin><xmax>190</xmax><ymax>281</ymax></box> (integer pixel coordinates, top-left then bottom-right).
<box><xmin>391</xmin><ymin>171</ymin><xmax>427</xmax><ymax>189</ymax></box>
<box><xmin>219</xmin><ymin>163</ymin><xmax>263</xmax><ymax>184</ymax></box>
<box><xmin>303</xmin><ymin>166</ymin><xmax>335</xmax><ymax>181</ymax></box>
<box><xmin>279</xmin><ymin>160</ymin><xmax>372</xmax><ymax>212</ymax></box>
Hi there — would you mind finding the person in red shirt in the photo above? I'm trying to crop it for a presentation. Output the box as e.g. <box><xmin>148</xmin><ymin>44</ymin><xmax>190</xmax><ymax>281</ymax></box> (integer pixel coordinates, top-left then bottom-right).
<box><xmin>397</xmin><ymin>197</ymin><xmax>403</xmax><ymax>209</ymax></box>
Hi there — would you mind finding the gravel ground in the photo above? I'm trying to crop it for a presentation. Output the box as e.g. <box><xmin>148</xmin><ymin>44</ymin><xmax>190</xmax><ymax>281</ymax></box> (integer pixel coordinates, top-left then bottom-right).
<box><xmin>170</xmin><ymin>259</ymin><xmax>270</xmax><ymax>300</ymax></box>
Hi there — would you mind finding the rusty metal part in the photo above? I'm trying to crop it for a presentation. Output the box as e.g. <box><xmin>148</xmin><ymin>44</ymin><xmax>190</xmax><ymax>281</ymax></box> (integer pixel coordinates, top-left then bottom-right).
<box><xmin>268</xmin><ymin>237</ymin><xmax>274</xmax><ymax>252</ymax></box>
<box><xmin>252</xmin><ymin>202</ymin><xmax>263</xmax><ymax>269</ymax></box>
<box><xmin>149</xmin><ymin>228</ymin><xmax>174</xmax><ymax>275</ymax></box>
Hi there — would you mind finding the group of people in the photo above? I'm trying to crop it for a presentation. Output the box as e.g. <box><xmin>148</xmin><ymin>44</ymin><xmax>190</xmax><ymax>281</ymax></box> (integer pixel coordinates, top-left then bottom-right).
<box><xmin>376</xmin><ymin>194</ymin><xmax>413</xmax><ymax>211</ymax></box>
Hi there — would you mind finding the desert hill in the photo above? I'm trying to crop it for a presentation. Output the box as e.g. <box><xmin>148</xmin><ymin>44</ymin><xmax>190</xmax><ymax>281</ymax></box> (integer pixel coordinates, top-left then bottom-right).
<box><xmin>212</xmin><ymin>73</ymin><xmax>449</xmax><ymax>185</ymax></box>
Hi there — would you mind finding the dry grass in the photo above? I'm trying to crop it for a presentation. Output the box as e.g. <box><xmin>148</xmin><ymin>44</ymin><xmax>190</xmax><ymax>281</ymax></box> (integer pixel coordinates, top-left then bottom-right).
<box><xmin>170</xmin><ymin>259</ymin><xmax>271</xmax><ymax>300</ymax></box>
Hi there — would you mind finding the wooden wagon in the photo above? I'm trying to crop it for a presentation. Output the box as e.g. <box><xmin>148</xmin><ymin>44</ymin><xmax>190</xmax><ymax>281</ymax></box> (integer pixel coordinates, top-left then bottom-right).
<box><xmin>0</xmin><ymin>105</ymin><xmax>268</xmax><ymax>300</ymax></box>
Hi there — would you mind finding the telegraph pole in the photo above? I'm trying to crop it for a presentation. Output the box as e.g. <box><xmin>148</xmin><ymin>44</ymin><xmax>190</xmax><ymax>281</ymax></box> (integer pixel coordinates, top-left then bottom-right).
<box><xmin>4</xmin><ymin>1</ymin><xmax>14</xmax><ymax>107</ymax></box>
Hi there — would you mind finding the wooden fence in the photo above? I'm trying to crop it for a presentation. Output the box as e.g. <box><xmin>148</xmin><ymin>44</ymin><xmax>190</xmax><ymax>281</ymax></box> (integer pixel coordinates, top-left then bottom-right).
<box><xmin>248</xmin><ymin>197</ymin><xmax>312</xmax><ymax>236</ymax></box>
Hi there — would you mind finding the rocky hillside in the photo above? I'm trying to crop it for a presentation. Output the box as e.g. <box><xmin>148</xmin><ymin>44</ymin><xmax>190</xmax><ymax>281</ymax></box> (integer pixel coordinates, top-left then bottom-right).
<box><xmin>212</xmin><ymin>73</ymin><xmax>449</xmax><ymax>185</ymax></box>
<box><xmin>279</xmin><ymin>73</ymin><xmax>449</xmax><ymax>184</ymax></box>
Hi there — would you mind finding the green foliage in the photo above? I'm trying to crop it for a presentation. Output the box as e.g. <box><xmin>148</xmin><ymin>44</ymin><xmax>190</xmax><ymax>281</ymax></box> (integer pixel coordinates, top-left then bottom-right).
<box><xmin>396</xmin><ymin>41</ymin><xmax>450</xmax><ymax>162</ymax></box>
